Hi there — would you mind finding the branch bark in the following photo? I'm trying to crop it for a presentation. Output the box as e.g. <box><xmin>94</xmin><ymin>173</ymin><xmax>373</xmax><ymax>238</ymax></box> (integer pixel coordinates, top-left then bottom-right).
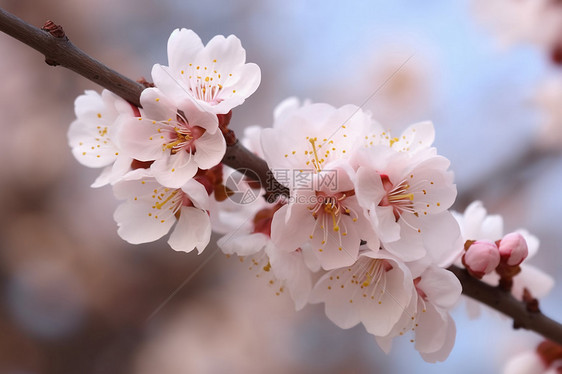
<box><xmin>0</xmin><ymin>7</ymin><xmax>559</xmax><ymax>346</ymax></box>
<box><xmin>0</xmin><ymin>8</ymin><xmax>144</xmax><ymax>107</ymax></box>
<box><xmin>0</xmin><ymin>7</ymin><xmax>290</xmax><ymax>201</ymax></box>
<box><xmin>448</xmin><ymin>265</ymin><xmax>562</xmax><ymax>345</ymax></box>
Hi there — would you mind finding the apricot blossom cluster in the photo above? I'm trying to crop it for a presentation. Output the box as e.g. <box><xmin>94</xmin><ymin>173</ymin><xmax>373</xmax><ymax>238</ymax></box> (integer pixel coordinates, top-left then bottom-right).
<box><xmin>67</xmin><ymin>28</ymin><xmax>552</xmax><ymax>363</ymax></box>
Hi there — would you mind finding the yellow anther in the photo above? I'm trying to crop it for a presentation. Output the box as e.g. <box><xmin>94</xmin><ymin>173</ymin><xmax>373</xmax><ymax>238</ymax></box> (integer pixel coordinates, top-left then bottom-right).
<box><xmin>362</xmin><ymin>273</ymin><xmax>372</xmax><ymax>287</ymax></box>
<box><xmin>154</xmin><ymin>190</ymin><xmax>178</xmax><ymax>209</ymax></box>
<box><xmin>309</xmin><ymin>137</ymin><xmax>323</xmax><ymax>172</ymax></box>
<box><xmin>389</xmin><ymin>193</ymin><xmax>414</xmax><ymax>202</ymax></box>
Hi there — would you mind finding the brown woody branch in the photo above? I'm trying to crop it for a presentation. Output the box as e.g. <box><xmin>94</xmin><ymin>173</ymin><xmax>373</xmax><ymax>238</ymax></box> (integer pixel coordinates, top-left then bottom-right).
<box><xmin>0</xmin><ymin>8</ymin><xmax>144</xmax><ymax>107</ymax></box>
<box><xmin>0</xmin><ymin>7</ymin><xmax>289</xmax><ymax>201</ymax></box>
<box><xmin>448</xmin><ymin>265</ymin><xmax>562</xmax><ymax>345</ymax></box>
<box><xmin>0</xmin><ymin>7</ymin><xmax>559</xmax><ymax>345</ymax></box>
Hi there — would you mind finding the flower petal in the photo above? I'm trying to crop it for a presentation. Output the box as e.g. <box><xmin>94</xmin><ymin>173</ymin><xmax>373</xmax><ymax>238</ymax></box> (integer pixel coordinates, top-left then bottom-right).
<box><xmin>417</xmin><ymin>266</ymin><xmax>462</xmax><ymax>309</ymax></box>
<box><xmin>168</xmin><ymin>206</ymin><xmax>211</xmax><ymax>254</ymax></box>
<box><xmin>192</xmin><ymin>130</ymin><xmax>226</xmax><ymax>169</ymax></box>
<box><xmin>151</xmin><ymin>151</ymin><xmax>198</xmax><ymax>188</ymax></box>
<box><xmin>391</xmin><ymin>121</ymin><xmax>435</xmax><ymax>153</ymax></box>
<box><xmin>167</xmin><ymin>29</ymin><xmax>204</xmax><ymax>71</ymax></box>
<box><xmin>414</xmin><ymin>303</ymin><xmax>449</xmax><ymax>354</ymax></box>
<box><xmin>359</xmin><ymin>254</ymin><xmax>414</xmax><ymax>336</ymax></box>
<box><xmin>267</xmin><ymin>245</ymin><xmax>313</xmax><ymax>311</ymax></box>
<box><xmin>309</xmin><ymin>267</ymin><xmax>362</xmax><ymax>329</ymax></box>
<box><xmin>115</xmin><ymin>115</ymin><xmax>167</xmax><ymax>161</ymax></box>
<box><xmin>114</xmin><ymin>199</ymin><xmax>175</xmax><ymax>244</ymax></box>
<box><xmin>355</xmin><ymin>166</ymin><xmax>386</xmax><ymax>209</ymax></box>
<box><xmin>419</xmin><ymin>314</ymin><xmax>456</xmax><ymax>363</ymax></box>
<box><xmin>512</xmin><ymin>264</ymin><xmax>555</xmax><ymax>300</ymax></box>
<box><xmin>271</xmin><ymin>204</ymin><xmax>316</xmax><ymax>252</ymax></box>
<box><xmin>218</xmin><ymin>232</ymin><xmax>268</xmax><ymax>256</ymax></box>
<box><xmin>420</xmin><ymin>211</ymin><xmax>463</xmax><ymax>266</ymax></box>
<box><xmin>181</xmin><ymin>178</ymin><xmax>210</xmax><ymax>210</ymax></box>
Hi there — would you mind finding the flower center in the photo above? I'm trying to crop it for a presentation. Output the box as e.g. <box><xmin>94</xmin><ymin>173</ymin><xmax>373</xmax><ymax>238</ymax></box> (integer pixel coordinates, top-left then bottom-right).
<box><xmin>164</xmin><ymin>127</ymin><xmax>193</xmax><ymax>153</ymax></box>
<box><xmin>358</xmin><ymin>259</ymin><xmax>393</xmax><ymax>288</ymax></box>
<box><xmin>336</xmin><ymin>258</ymin><xmax>394</xmax><ymax>305</ymax></box>
<box><xmin>308</xmin><ymin>190</ymin><xmax>357</xmax><ymax>250</ymax></box>
<box><xmin>309</xmin><ymin>137</ymin><xmax>325</xmax><ymax>172</ymax></box>
<box><xmin>309</xmin><ymin>192</ymin><xmax>350</xmax><ymax>232</ymax></box>
<box><xmin>181</xmin><ymin>61</ymin><xmax>228</xmax><ymax>105</ymax></box>
<box><xmin>379</xmin><ymin>174</ymin><xmax>417</xmax><ymax>221</ymax></box>
<box><xmin>145</xmin><ymin>185</ymin><xmax>193</xmax><ymax>223</ymax></box>
<box><xmin>158</xmin><ymin>114</ymin><xmax>204</xmax><ymax>155</ymax></box>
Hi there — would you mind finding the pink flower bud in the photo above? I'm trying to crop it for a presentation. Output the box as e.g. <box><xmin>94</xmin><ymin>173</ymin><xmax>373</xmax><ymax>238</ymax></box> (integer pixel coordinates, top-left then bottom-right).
<box><xmin>462</xmin><ymin>240</ymin><xmax>500</xmax><ymax>278</ymax></box>
<box><xmin>499</xmin><ymin>232</ymin><xmax>528</xmax><ymax>266</ymax></box>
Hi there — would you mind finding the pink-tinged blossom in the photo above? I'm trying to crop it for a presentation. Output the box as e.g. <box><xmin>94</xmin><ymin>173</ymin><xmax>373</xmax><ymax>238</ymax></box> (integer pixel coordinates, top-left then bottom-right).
<box><xmin>113</xmin><ymin>170</ymin><xmax>211</xmax><ymax>254</ymax></box>
<box><xmin>462</xmin><ymin>240</ymin><xmax>501</xmax><ymax>279</ymax></box>
<box><xmin>262</xmin><ymin>101</ymin><xmax>378</xmax><ymax>270</ymax></box>
<box><xmin>499</xmin><ymin>232</ymin><xmax>529</xmax><ymax>266</ymax></box>
<box><xmin>115</xmin><ymin>87</ymin><xmax>226</xmax><ymax>188</ymax></box>
<box><xmin>353</xmin><ymin>142</ymin><xmax>460</xmax><ymax>264</ymax></box>
<box><xmin>67</xmin><ymin>89</ymin><xmax>135</xmax><ymax>187</ymax></box>
<box><xmin>376</xmin><ymin>264</ymin><xmax>461</xmax><ymax>363</ymax></box>
<box><xmin>309</xmin><ymin>250</ymin><xmax>413</xmax><ymax>337</ymax></box>
<box><xmin>270</xmin><ymin>166</ymin><xmax>377</xmax><ymax>270</ymax></box>
<box><xmin>152</xmin><ymin>28</ymin><xmax>261</xmax><ymax>117</ymax></box>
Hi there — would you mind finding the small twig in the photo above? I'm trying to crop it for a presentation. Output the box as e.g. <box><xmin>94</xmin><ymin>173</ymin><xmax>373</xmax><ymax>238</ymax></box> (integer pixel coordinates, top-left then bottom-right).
<box><xmin>448</xmin><ymin>265</ymin><xmax>562</xmax><ymax>345</ymax></box>
<box><xmin>0</xmin><ymin>7</ymin><xmax>560</xmax><ymax>345</ymax></box>
<box><xmin>0</xmin><ymin>8</ymin><xmax>144</xmax><ymax>107</ymax></box>
<box><xmin>223</xmin><ymin>140</ymin><xmax>289</xmax><ymax>202</ymax></box>
<box><xmin>0</xmin><ymin>7</ymin><xmax>290</xmax><ymax>200</ymax></box>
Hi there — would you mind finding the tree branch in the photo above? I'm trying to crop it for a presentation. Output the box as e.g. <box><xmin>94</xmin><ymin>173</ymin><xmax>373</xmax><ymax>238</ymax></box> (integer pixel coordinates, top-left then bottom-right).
<box><xmin>222</xmin><ymin>141</ymin><xmax>289</xmax><ymax>202</ymax></box>
<box><xmin>0</xmin><ymin>7</ymin><xmax>559</xmax><ymax>345</ymax></box>
<box><xmin>0</xmin><ymin>7</ymin><xmax>290</xmax><ymax>201</ymax></box>
<box><xmin>0</xmin><ymin>8</ymin><xmax>144</xmax><ymax>107</ymax></box>
<box><xmin>448</xmin><ymin>265</ymin><xmax>562</xmax><ymax>345</ymax></box>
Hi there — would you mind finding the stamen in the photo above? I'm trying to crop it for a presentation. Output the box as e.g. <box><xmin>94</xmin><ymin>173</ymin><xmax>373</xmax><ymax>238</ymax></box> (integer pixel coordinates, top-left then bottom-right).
<box><xmin>309</xmin><ymin>137</ymin><xmax>323</xmax><ymax>172</ymax></box>
<box><xmin>154</xmin><ymin>190</ymin><xmax>178</xmax><ymax>210</ymax></box>
<box><xmin>388</xmin><ymin>192</ymin><xmax>414</xmax><ymax>202</ymax></box>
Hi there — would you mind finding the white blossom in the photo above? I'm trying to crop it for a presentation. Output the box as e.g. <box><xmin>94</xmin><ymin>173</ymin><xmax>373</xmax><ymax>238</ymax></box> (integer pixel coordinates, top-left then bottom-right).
<box><xmin>375</xmin><ymin>264</ymin><xmax>461</xmax><ymax>363</ymax></box>
<box><xmin>113</xmin><ymin>170</ymin><xmax>211</xmax><ymax>253</ymax></box>
<box><xmin>262</xmin><ymin>100</ymin><xmax>378</xmax><ymax>270</ymax></box>
<box><xmin>353</xmin><ymin>126</ymin><xmax>460</xmax><ymax>264</ymax></box>
<box><xmin>115</xmin><ymin>87</ymin><xmax>226</xmax><ymax>188</ymax></box>
<box><xmin>309</xmin><ymin>249</ymin><xmax>414</xmax><ymax>336</ymax></box>
<box><xmin>152</xmin><ymin>28</ymin><xmax>261</xmax><ymax>117</ymax></box>
<box><xmin>67</xmin><ymin>89</ymin><xmax>135</xmax><ymax>187</ymax></box>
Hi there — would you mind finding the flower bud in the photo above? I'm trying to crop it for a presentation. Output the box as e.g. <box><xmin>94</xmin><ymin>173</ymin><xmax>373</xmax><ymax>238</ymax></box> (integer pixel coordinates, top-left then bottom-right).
<box><xmin>462</xmin><ymin>240</ymin><xmax>500</xmax><ymax>279</ymax></box>
<box><xmin>498</xmin><ymin>232</ymin><xmax>528</xmax><ymax>266</ymax></box>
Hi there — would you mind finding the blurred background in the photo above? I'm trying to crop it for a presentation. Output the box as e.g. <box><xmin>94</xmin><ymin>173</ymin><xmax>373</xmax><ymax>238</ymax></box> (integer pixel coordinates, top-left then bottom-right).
<box><xmin>0</xmin><ymin>0</ymin><xmax>561</xmax><ymax>373</ymax></box>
